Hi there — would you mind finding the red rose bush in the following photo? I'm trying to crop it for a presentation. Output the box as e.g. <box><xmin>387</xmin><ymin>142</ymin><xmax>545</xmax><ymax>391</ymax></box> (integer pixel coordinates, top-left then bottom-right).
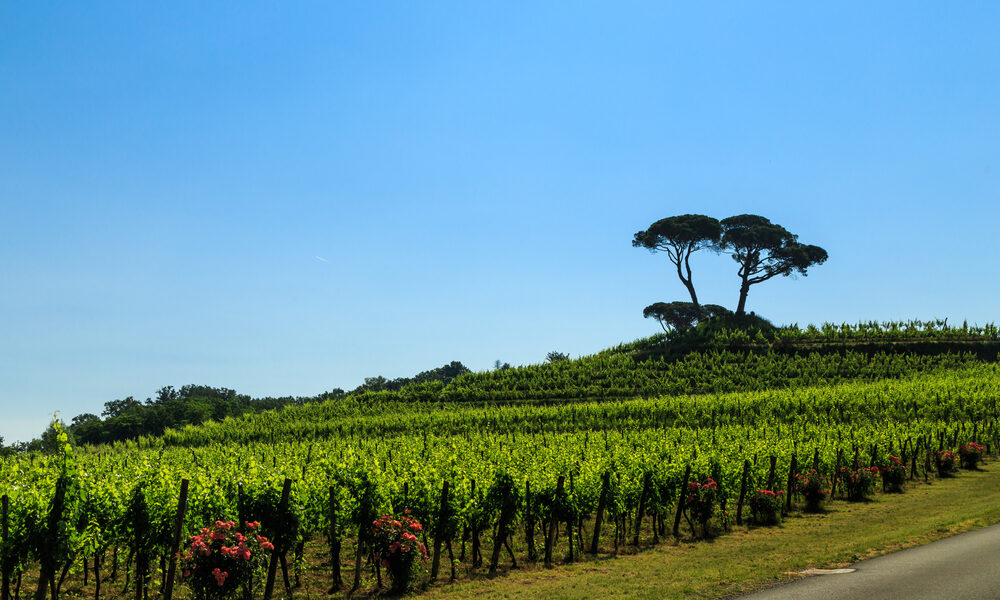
<box><xmin>880</xmin><ymin>455</ymin><xmax>907</xmax><ymax>493</ymax></box>
<box><xmin>959</xmin><ymin>442</ymin><xmax>985</xmax><ymax>470</ymax></box>
<box><xmin>794</xmin><ymin>470</ymin><xmax>828</xmax><ymax>511</ymax></box>
<box><xmin>748</xmin><ymin>489</ymin><xmax>784</xmax><ymax>525</ymax></box>
<box><xmin>180</xmin><ymin>520</ymin><xmax>273</xmax><ymax>600</ymax></box>
<box><xmin>372</xmin><ymin>511</ymin><xmax>428</xmax><ymax>592</ymax></box>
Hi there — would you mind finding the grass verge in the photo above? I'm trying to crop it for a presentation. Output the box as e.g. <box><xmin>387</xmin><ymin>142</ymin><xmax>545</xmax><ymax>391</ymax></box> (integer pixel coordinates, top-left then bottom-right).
<box><xmin>423</xmin><ymin>465</ymin><xmax>1000</xmax><ymax>600</ymax></box>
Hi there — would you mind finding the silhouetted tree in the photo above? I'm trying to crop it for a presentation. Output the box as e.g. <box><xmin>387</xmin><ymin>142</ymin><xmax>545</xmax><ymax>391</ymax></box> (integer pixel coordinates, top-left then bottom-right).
<box><xmin>352</xmin><ymin>361</ymin><xmax>471</xmax><ymax>393</ymax></box>
<box><xmin>546</xmin><ymin>351</ymin><xmax>569</xmax><ymax>363</ymax></box>
<box><xmin>643</xmin><ymin>301</ymin><xmax>731</xmax><ymax>332</ymax></box>
<box><xmin>633</xmin><ymin>214</ymin><xmax>722</xmax><ymax>307</ymax></box>
<box><xmin>719</xmin><ymin>215</ymin><xmax>828</xmax><ymax>315</ymax></box>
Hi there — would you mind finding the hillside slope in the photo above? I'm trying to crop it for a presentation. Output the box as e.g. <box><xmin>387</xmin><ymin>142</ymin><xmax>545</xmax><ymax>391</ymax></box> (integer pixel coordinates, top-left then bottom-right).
<box><xmin>146</xmin><ymin>320</ymin><xmax>999</xmax><ymax>447</ymax></box>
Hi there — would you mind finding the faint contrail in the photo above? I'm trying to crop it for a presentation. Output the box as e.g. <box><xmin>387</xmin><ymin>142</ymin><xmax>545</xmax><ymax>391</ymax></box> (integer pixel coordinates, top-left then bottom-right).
<box><xmin>315</xmin><ymin>256</ymin><xmax>330</xmax><ymax>263</ymax></box>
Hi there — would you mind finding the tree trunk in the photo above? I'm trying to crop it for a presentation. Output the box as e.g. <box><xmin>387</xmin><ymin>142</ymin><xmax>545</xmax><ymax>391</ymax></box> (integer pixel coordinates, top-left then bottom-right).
<box><xmin>736</xmin><ymin>278</ymin><xmax>750</xmax><ymax>315</ymax></box>
<box><xmin>674</xmin><ymin>254</ymin><xmax>700</xmax><ymax>307</ymax></box>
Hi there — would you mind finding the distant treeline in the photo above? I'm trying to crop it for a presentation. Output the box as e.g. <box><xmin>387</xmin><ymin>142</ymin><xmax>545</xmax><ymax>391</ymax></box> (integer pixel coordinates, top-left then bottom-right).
<box><xmin>5</xmin><ymin>361</ymin><xmax>471</xmax><ymax>450</ymax></box>
<box><xmin>67</xmin><ymin>385</ymin><xmax>335</xmax><ymax>446</ymax></box>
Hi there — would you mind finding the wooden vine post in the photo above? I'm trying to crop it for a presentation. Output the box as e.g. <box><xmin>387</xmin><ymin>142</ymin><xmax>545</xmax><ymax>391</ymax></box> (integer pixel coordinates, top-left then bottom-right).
<box><xmin>735</xmin><ymin>460</ymin><xmax>750</xmax><ymax>526</ymax></box>
<box><xmin>263</xmin><ymin>478</ymin><xmax>292</xmax><ymax>600</ymax></box>
<box><xmin>35</xmin><ymin>477</ymin><xmax>67</xmax><ymax>600</ymax></box>
<box><xmin>784</xmin><ymin>453</ymin><xmax>797</xmax><ymax>514</ymax></box>
<box><xmin>765</xmin><ymin>455</ymin><xmax>777</xmax><ymax>491</ymax></box>
<box><xmin>488</xmin><ymin>484</ymin><xmax>515</xmax><ymax>575</ymax></box>
<box><xmin>351</xmin><ymin>521</ymin><xmax>364</xmax><ymax>591</ymax></box>
<box><xmin>543</xmin><ymin>476</ymin><xmax>565</xmax><ymax>568</ymax></box>
<box><xmin>237</xmin><ymin>482</ymin><xmax>245</xmax><ymax>530</ymax></box>
<box><xmin>672</xmin><ymin>465</ymin><xmax>691</xmax><ymax>538</ymax></box>
<box><xmin>832</xmin><ymin>449</ymin><xmax>843</xmax><ymax>498</ymax></box>
<box><xmin>632</xmin><ymin>472</ymin><xmax>651</xmax><ymax>546</ymax></box>
<box><xmin>589</xmin><ymin>472</ymin><xmax>611</xmax><ymax>554</ymax></box>
<box><xmin>162</xmin><ymin>479</ymin><xmax>189</xmax><ymax>600</ymax></box>
<box><xmin>565</xmin><ymin>475</ymin><xmax>575</xmax><ymax>563</ymax></box>
<box><xmin>470</xmin><ymin>479</ymin><xmax>481</xmax><ymax>568</ymax></box>
<box><xmin>328</xmin><ymin>486</ymin><xmax>343</xmax><ymax>591</ymax></box>
<box><xmin>524</xmin><ymin>480</ymin><xmax>537</xmax><ymax>562</ymax></box>
<box><xmin>430</xmin><ymin>480</ymin><xmax>450</xmax><ymax>581</ymax></box>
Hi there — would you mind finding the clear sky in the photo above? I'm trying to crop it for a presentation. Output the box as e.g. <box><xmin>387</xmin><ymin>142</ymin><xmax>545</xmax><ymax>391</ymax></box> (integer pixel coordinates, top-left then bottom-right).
<box><xmin>2</xmin><ymin>2</ymin><xmax>998</xmax><ymax>443</ymax></box>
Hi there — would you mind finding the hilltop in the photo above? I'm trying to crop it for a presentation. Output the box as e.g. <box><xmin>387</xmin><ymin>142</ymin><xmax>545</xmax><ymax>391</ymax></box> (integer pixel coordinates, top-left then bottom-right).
<box><xmin>127</xmin><ymin>319</ymin><xmax>1000</xmax><ymax>448</ymax></box>
<box><xmin>36</xmin><ymin>318</ymin><xmax>997</xmax><ymax>451</ymax></box>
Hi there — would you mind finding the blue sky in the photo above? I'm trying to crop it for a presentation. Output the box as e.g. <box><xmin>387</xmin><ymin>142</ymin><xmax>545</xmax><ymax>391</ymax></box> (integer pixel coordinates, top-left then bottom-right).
<box><xmin>2</xmin><ymin>2</ymin><xmax>998</xmax><ymax>442</ymax></box>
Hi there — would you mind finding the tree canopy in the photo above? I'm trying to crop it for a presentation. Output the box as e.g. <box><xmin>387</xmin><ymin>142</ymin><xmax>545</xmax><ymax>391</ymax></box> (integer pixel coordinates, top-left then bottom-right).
<box><xmin>642</xmin><ymin>301</ymin><xmax>731</xmax><ymax>332</ymax></box>
<box><xmin>719</xmin><ymin>214</ymin><xmax>828</xmax><ymax>315</ymax></box>
<box><xmin>351</xmin><ymin>361</ymin><xmax>470</xmax><ymax>393</ymax></box>
<box><xmin>633</xmin><ymin>213</ymin><xmax>828</xmax><ymax>325</ymax></box>
<box><xmin>546</xmin><ymin>351</ymin><xmax>569</xmax><ymax>363</ymax></box>
<box><xmin>633</xmin><ymin>214</ymin><xmax>721</xmax><ymax>307</ymax></box>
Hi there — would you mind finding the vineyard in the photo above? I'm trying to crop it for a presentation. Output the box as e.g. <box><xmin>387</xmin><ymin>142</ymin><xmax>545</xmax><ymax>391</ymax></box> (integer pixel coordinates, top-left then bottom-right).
<box><xmin>2</xmin><ymin>325</ymin><xmax>1000</xmax><ymax>599</ymax></box>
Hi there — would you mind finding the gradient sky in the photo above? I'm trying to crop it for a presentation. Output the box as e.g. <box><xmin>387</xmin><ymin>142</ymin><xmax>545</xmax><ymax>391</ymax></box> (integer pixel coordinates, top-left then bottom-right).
<box><xmin>2</xmin><ymin>2</ymin><xmax>999</xmax><ymax>442</ymax></box>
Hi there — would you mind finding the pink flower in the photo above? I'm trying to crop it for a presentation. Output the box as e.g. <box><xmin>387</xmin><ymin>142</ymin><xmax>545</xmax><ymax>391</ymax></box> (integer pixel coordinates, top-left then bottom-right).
<box><xmin>261</xmin><ymin>541</ymin><xmax>274</xmax><ymax>551</ymax></box>
<box><xmin>211</xmin><ymin>568</ymin><xmax>228</xmax><ymax>587</ymax></box>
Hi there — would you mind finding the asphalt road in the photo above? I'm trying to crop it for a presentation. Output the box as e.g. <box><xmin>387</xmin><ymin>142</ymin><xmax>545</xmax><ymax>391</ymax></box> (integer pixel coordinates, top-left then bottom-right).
<box><xmin>738</xmin><ymin>522</ymin><xmax>1000</xmax><ymax>600</ymax></box>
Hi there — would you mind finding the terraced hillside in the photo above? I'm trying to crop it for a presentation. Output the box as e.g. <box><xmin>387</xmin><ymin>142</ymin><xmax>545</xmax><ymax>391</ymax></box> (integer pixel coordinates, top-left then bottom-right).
<box><xmin>1</xmin><ymin>320</ymin><xmax>999</xmax><ymax>600</ymax></box>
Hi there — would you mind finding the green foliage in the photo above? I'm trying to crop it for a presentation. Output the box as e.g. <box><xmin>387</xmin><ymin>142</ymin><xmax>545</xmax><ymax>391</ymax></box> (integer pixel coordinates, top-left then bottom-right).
<box><xmin>39</xmin><ymin>419</ymin><xmax>75</xmax><ymax>455</ymax></box>
<box><xmin>351</xmin><ymin>361</ymin><xmax>471</xmax><ymax>393</ymax></box>
<box><xmin>2</xmin><ymin>363</ymin><xmax>1000</xmax><ymax>588</ymax></box>
<box><xmin>794</xmin><ymin>470</ymin><xmax>828</xmax><ymax>511</ymax></box>
<box><xmin>4</xmin><ymin>323</ymin><xmax>1000</xmax><ymax>593</ymax></box>
<box><xmin>642</xmin><ymin>301</ymin><xmax>725</xmax><ymax>332</ymax></box>
<box><xmin>748</xmin><ymin>489</ymin><xmax>784</xmax><ymax>525</ymax></box>
<box><xmin>66</xmin><ymin>385</ymin><xmax>314</xmax><ymax>446</ymax></box>
<box><xmin>959</xmin><ymin>442</ymin><xmax>985</xmax><ymax>470</ymax></box>
<box><xmin>545</xmin><ymin>351</ymin><xmax>569</xmax><ymax>364</ymax></box>
<box><xmin>839</xmin><ymin>466</ymin><xmax>879</xmax><ymax>501</ymax></box>
<box><xmin>633</xmin><ymin>215</ymin><xmax>722</xmax><ymax>253</ymax></box>
<box><xmin>880</xmin><ymin>456</ymin><xmax>907</xmax><ymax>493</ymax></box>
